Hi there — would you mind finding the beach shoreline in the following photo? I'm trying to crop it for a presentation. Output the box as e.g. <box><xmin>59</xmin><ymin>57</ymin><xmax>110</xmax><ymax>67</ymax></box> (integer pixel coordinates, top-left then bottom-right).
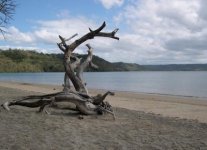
<box><xmin>1</xmin><ymin>81</ymin><xmax>207</xmax><ymax>123</ymax></box>
<box><xmin>0</xmin><ymin>81</ymin><xmax>207</xmax><ymax>149</ymax></box>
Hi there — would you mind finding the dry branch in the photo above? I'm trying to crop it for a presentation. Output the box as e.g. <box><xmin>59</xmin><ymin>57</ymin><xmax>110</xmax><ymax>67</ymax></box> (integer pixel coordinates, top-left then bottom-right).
<box><xmin>68</xmin><ymin>21</ymin><xmax>119</xmax><ymax>51</ymax></box>
<box><xmin>1</xmin><ymin>21</ymin><xmax>119</xmax><ymax>118</ymax></box>
<box><xmin>0</xmin><ymin>0</ymin><xmax>16</xmax><ymax>35</ymax></box>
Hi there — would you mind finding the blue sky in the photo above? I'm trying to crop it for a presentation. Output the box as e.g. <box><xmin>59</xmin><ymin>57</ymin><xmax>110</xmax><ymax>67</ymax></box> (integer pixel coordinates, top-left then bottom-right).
<box><xmin>14</xmin><ymin>0</ymin><xmax>121</xmax><ymax>30</ymax></box>
<box><xmin>1</xmin><ymin>0</ymin><xmax>207</xmax><ymax>64</ymax></box>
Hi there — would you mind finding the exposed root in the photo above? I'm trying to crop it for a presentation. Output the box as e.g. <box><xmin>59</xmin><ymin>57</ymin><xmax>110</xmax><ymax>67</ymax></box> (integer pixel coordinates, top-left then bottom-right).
<box><xmin>1</xmin><ymin>91</ymin><xmax>115</xmax><ymax>119</ymax></box>
<box><xmin>1</xmin><ymin>102</ymin><xmax>11</xmax><ymax>111</ymax></box>
<box><xmin>97</xmin><ymin>106</ymin><xmax>116</xmax><ymax>120</ymax></box>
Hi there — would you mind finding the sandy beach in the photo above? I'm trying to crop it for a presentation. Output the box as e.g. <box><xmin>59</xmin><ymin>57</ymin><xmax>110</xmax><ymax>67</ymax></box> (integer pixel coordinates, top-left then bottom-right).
<box><xmin>1</xmin><ymin>81</ymin><xmax>207</xmax><ymax>123</ymax></box>
<box><xmin>0</xmin><ymin>81</ymin><xmax>207</xmax><ymax>149</ymax></box>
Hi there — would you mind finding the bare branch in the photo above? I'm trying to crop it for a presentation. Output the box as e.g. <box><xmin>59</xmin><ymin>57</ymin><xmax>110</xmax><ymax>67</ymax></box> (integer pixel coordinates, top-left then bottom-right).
<box><xmin>86</xmin><ymin>43</ymin><xmax>92</xmax><ymax>49</ymax></box>
<box><xmin>90</xmin><ymin>62</ymin><xmax>98</xmax><ymax>69</ymax></box>
<box><xmin>0</xmin><ymin>0</ymin><xmax>16</xmax><ymax>35</ymax></box>
<box><xmin>71</xmin><ymin>56</ymin><xmax>81</xmax><ymax>70</ymax></box>
<box><xmin>59</xmin><ymin>33</ymin><xmax>78</xmax><ymax>44</ymax></box>
<box><xmin>97</xmin><ymin>28</ymin><xmax>119</xmax><ymax>40</ymax></box>
<box><xmin>68</xmin><ymin>21</ymin><xmax>119</xmax><ymax>51</ymax></box>
<box><xmin>57</xmin><ymin>43</ymin><xmax>65</xmax><ymax>52</ymax></box>
<box><xmin>92</xmin><ymin>91</ymin><xmax>115</xmax><ymax>105</ymax></box>
<box><xmin>76</xmin><ymin>44</ymin><xmax>93</xmax><ymax>80</ymax></box>
<box><xmin>58</xmin><ymin>35</ymin><xmax>68</xmax><ymax>49</ymax></box>
<box><xmin>86</xmin><ymin>44</ymin><xmax>98</xmax><ymax>69</ymax></box>
<box><xmin>65</xmin><ymin>33</ymin><xmax>78</xmax><ymax>42</ymax></box>
<box><xmin>89</xmin><ymin>21</ymin><xmax>106</xmax><ymax>34</ymax></box>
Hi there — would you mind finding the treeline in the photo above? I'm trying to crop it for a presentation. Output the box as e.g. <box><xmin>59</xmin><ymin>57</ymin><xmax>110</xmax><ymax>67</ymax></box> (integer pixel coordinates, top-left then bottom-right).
<box><xmin>142</xmin><ymin>64</ymin><xmax>207</xmax><ymax>71</ymax></box>
<box><xmin>0</xmin><ymin>49</ymin><xmax>64</xmax><ymax>72</ymax></box>
<box><xmin>1</xmin><ymin>49</ymin><xmax>207</xmax><ymax>72</ymax></box>
<box><xmin>0</xmin><ymin>49</ymin><xmax>142</xmax><ymax>72</ymax></box>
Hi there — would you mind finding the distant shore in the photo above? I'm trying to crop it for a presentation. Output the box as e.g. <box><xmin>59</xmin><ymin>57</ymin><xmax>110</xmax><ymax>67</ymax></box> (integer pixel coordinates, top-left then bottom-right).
<box><xmin>1</xmin><ymin>81</ymin><xmax>207</xmax><ymax>123</ymax></box>
<box><xmin>1</xmin><ymin>50</ymin><xmax>207</xmax><ymax>72</ymax></box>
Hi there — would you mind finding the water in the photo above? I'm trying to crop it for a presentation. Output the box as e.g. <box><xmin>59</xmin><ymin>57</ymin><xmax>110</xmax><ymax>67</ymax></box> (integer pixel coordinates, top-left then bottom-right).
<box><xmin>0</xmin><ymin>71</ymin><xmax>207</xmax><ymax>98</ymax></box>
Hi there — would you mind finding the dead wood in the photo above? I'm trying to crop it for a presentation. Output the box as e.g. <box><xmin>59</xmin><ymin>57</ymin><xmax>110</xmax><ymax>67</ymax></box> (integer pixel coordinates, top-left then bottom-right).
<box><xmin>1</xmin><ymin>21</ymin><xmax>119</xmax><ymax>118</ymax></box>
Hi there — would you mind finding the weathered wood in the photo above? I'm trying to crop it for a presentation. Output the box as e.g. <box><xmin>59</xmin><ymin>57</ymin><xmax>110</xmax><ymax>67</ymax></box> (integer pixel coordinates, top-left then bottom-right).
<box><xmin>1</xmin><ymin>21</ymin><xmax>119</xmax><ymax>118</ymax></box>
<box><xmin>63</xmin><ymin>33</ymin><xmax>78</xmax><ymax>43</ymax></box>
<box><xmin>63</xmin><ymin>73</ymin><xmax>70</xmax><ymax>92</ymax></box>
<box><xmin>75</xmin><ymin>44</ymin><xmax>97</xmax><ymax>94</ymax></box>
<box><xmin>92</xmin><ymin>91</ymin><xmax>115</xmax><ymax>105</ymax></box>
<box><xmin>97</xmin><ymin>28</ymin><xmax>119</xmax><ymax>40</ymax></box>
<box><xmin>2</xmin><ymin>90</ymin><xmax>115</xmax><ymax>116</ymax></box>
<box><xmin>57</xmin><ymin>22</ymin><xmax>119</xmax><ymax>95</ymax></box>
<box><xmin>68</xmin><ymin>22</ymin><xmax>119</xmax><ymax>52</ymax></box>
<box><xmin>64</xmin><ymin>60</ymin><xmax>87</xmax><ymax>93</ymax></box>
<box><xmin>57</xmin><ymin>43</ymin><xmax>65</xmax><ymax>52</ymax></box>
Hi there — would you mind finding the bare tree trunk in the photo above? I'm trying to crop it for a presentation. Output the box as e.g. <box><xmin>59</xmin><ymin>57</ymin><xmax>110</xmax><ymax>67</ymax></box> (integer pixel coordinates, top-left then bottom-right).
<box><xmin>63</xmin><ymin>73</ymin><xmax>70</xmax><ymax>92</ymax></box>
<box><xmin>61</xmin><ymin>22</ymin><xmax>119</xmax><ymax>94</ymax></box>
<box><xmin>1</xmin><ymin>22</ymin><xmax>119</xmax><ymax>118</ymax></box>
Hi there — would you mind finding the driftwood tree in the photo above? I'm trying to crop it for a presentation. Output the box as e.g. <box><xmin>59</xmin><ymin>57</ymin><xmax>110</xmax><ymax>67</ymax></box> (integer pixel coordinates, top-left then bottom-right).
<box><xmin>2</xmin><ymin>22</ymin><xmax>119</xmax><ymax>119</ymax></box>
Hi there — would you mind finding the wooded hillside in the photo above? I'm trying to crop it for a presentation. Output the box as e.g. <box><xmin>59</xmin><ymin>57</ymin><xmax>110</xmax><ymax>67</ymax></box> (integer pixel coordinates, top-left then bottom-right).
<box><xmin>1</xmin><ymin>49</ymin><xmax>207</xmax><ymax>72</ymax></box>
<box><xmin>0</xmin><ymin>49</ymin><xmax>64</xmax><ymax>72</ymax></box>
<box><xmin>0</xmin><ymin>49</ymin><xmax>142</xmax><ymax>72</ymax></box>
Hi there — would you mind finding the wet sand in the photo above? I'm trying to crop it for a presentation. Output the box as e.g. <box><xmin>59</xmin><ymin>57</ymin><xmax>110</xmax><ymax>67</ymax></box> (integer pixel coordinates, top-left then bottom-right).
<box><xmin>0</xmin><ymin>81</ymin><xmax>207</xmax><ymax>149</ymax></box>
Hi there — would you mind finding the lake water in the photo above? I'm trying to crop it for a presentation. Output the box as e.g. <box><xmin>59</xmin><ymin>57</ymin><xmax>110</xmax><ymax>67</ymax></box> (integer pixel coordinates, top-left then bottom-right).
<box><xmin>0</xmin><ymin>71</ymin><xmax>207</xmax><ymax>98</ymax></box>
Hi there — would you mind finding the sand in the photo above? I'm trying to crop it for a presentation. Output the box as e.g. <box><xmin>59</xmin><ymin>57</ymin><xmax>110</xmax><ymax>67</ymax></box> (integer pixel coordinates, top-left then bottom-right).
<box><xmin>1</xmin><ymin>81</ymin><xmax>207</xmax><ymax>123</ymax></box>
<box><xmin>0</xmin><ymin>81</ymin><xmax>207</xmax><ymax>149</ymax></box>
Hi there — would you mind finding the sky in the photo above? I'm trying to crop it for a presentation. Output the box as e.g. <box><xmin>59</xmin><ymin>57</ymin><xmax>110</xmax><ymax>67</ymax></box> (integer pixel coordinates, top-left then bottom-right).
<box><xmin>0</xmin><ymin>0</ymin><xmax>207</xmax><ymax>64</ymax></box>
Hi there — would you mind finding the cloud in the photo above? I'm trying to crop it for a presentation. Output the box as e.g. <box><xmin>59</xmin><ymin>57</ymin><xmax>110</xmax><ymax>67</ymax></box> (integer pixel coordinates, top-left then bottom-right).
<box><xmin>1</xmin><ymin>0</ymin><xmax>207</xmax><ymax>64</ymax></box>
<box><xmin>114</xmin><ymin>0</ymin><xmax>207</xmax><ymax>64</ymax></box>
<box><xmin>33</xmin><ymin>18</ymin><xmax>97</xmax><ymax>45</ymax></box>
<box><xmin>165</xmin><ymin>34</ymin><xmax>207</xmax><ymax>51</ymax></box>
<box><xmin>1</xmin><ymin>17</ymin><xmax>119</xmax><ymax>56</ymax></box>
<box><xmin>4</xmin><ymin>26</ymin><xmax>34</xmax><ymax>44</ymax></box>
<box><xmin>199</xmin><ymin>0</ymin><xmax>207</xmax><ymax>20</ymax></box>
<box><xmin>98</xmin><ymin>0</ymin><xmax>124</xmax><ymax>9</ymax></box>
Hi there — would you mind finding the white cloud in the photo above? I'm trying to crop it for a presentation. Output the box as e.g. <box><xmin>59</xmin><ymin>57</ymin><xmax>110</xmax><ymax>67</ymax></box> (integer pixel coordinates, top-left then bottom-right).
<box><xmin>4</xmin><ymin>26</ymin><xmax>34</xmax><ymax>44</ymax></box>
<box><xmin>33</xmin><ymin>18</ymin><xmax>97</xmax><ymax>45</ymax></box>
<box><xmin>1</xmin><ymin>17</ymin><xmax>119</xmax><ymax>56</ymax></box>
<box><xmin>98</xmin><ymin>0</ymin><xmax>124</xmax><ymax>9</ymax></box>
<box><xmin>113</xmin><ymin>0</ymin><xmax>207</xmax><ymax>64</ymax></box>
<box><xmin>1</xmin><ymin>0</ymin><xmax>207</xmax><ymax>64</ymax></box>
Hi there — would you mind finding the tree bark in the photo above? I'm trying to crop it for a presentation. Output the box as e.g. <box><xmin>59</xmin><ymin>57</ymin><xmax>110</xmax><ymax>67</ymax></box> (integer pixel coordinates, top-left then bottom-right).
<box><xmin>1</xmin><ymin>21</ymin><xmax>119</xmax><ymax>119</ymax></box>
<box><xmin>62</xmin><ymin>22</ymin><xmax>118</xmax><ymax>93</ymax></box>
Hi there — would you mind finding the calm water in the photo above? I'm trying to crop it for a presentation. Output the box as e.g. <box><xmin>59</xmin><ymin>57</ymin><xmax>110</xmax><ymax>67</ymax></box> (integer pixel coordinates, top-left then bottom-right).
<box><xmin>0</xmin><ymin>72</ymin><xmax>207</xmax><ymax>98</ymax></box>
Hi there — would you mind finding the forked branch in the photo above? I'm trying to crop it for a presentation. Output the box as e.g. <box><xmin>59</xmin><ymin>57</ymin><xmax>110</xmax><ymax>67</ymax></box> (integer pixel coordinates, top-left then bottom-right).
<box><xmin>68</xmin><ymin>21</ymin><xmax>119</xmax><ymax>51</ymax></box>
